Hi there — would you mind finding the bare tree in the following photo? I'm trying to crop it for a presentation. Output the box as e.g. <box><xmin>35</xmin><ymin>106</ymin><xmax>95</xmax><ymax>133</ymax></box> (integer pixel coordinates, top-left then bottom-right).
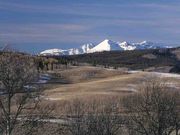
<box><xmin>64</xmin><ymin>99</ymin><xmax>86</xmax><ymax>135</ymax></box>
<box><xmin>0</xmin><ymin>53</ymin><xmax>42</xmax><ymax>135</ymax></box>
<box><xmin>123</xmin><ymin>79</ymin><xmax>180</xmax><ymax>135</ymax></box>
<box><xmin>64</xmin><ymin>98</ymin><xmax>124</xmax><ymax>135</ymax></box>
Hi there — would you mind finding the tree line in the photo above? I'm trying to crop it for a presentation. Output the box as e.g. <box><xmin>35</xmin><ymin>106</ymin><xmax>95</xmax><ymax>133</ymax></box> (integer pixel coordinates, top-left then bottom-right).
<box><xmin>63</xmin><ymin>48</ymin><xmax>179</xmax><ymax>71</ymax></box>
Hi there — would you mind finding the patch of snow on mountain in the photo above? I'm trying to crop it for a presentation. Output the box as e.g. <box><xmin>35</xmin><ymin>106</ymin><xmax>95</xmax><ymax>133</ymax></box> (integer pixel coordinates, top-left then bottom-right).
<box><xmin>40</xmin><ymin>43</ymin><xmax>95</xmax><ymax>56</ymax></box>
<box><xmin>68</xmin><ymin>48</ymin><xmax>80</xmax><ymax>55</ymax></box>
<box><xmin>118</xmin><ymin>41</ymin><xmax>136</xmax><ymax>50</ymax></box>
<box><xmin>81</xmin><ymin>43</ymin><xmax>95</xmax><ymax>53</ymax></box>
<box><xmin>132</xmin><ymin>41</ymin><xmax>162</xmax><ymax>49</ymax></box>
<box><xmin>40</xmin><ymin>49</ymin><xmax>65</xmax><ymax>56</ymax></box>
<box><xmin>88</xmin><ymin>39</ymin><xmax>121</xmax><ymax>53</ymax></box>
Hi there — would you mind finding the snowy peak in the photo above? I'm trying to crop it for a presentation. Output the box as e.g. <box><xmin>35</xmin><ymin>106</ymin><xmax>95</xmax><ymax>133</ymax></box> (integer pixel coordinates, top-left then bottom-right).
<box><xmin>88</xmin><ymin>39</ymin><xmax>121</xmax><ymax>53</ymax></box>
<box><xmin>81</xmin><ymin>43</ymin><xmax>95</xmax><ymax>53</ymax></box>
<box><xmin>120</xmin><ymin>41</ymin><xmax>130</xmax><ymax>46</ymax></box>
<box><xmin>40</xmin><ymin>49</ymin><xmax>65</xmax><ymax>56</ymax></box>
<box><xmin>40</xmin><ymin>39</ymin><xmax>173</xmax><ymax>56</ymax></box>
<box><xmin>88</xmin><ymin>39</ymin><xmax>168</xmax><ymax>53</ymax></box>
<box><xmin>40</xmin><ymin>43</ymin><xmax>95</xmax><ymax>56</ymax></box>
<box><xmin>132</xmin><ymin>41</ymin><xmax>162</xmax><ymax>49</ymax></box>
<box><xmin>140</xmin><ymin>40</ymin><xmax>150</xmax><ymax>44</ymax></box>
<box><xmin>119</xmin><ymin>41</ymin><xmax>136</xmax><ymax>50</ymax></box>
<box><xmin>138</xmin><ymin>41</ymin><xmax>154</xmax><ymax>46</ymax></box>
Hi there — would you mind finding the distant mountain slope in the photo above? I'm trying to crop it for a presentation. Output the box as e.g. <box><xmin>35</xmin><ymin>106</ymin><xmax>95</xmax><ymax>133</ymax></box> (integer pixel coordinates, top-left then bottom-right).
<box><xmin>40</xmin><ymin>43</ymin><xmax>95</xmax><ymax>56</ymax></box>
<box><xmin>58</xmin><ymin>47</ymin><xmax>180</xmax><ymax>72</ymax></box>
<box><xmin>40</xmin><ymin>39</ymin><xmax>174</xmax><ymax>56</ymax></box>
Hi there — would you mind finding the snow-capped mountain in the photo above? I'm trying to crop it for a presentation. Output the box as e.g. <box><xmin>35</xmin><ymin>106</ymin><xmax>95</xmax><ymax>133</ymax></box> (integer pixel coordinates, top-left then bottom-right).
<box><xmin>40</xmin><ymin>43</ymin><xmax>95</xmax><ymax>56</ymax></box>
<box><xmin>40</xmin><ymin>49</ymin><xmax>65</xmax><ymax>56</ymax></box>
<box><xmin>117</xmin><ymin>41</ymin><xmax>165</xmax><ymax>51</ymax></box>
<box><xmin>88</xmin><ymin>39</ymin><xmax>122</xmax><ymax>53</ymax></box>
<box><xmin>118</xmin><ymin>41</ymin><xmax>136</xmax><ymax>50</ymax></box>
<box><xmin>78</xmin><ymin>43</ymin><xmax>95</xmax><ymax>54</ymax></box>
<box><xmin>40</xmin><ymin>39</ymin><xmax>173</xmax><ymax>56</ymax></box>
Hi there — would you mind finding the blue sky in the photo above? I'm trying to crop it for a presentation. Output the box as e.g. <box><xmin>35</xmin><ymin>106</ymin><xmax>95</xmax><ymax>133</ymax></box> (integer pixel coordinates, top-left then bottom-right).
<box><xmin>0</xmin><ymin>0</ymin><xmax>180</xmax><ymax>53</ymax></box>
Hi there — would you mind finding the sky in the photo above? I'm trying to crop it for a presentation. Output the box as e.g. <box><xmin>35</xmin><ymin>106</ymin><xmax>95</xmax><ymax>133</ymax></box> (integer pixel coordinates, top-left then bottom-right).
<box><xmin>0</xmin><ymin>0</ymin><xmax>180</xmax><ymax>53</ymax></box>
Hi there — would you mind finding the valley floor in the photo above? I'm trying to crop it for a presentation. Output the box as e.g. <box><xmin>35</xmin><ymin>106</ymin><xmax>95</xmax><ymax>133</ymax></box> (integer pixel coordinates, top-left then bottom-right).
<box><xmin>42</xmin><ymin>66</ymin><xmax>180</xmax><ymax>101</ymax></box>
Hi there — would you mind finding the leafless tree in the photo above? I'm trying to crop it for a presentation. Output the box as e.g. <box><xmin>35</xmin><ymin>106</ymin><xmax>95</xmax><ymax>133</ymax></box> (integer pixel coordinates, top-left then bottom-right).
<box><xmin>123</xmin><ymin>79</ymin><xmax>180</xmax><ymax>135</ymax></box>
<box><xmin>0</xmin><ymin>53</ymin><xmax>43</xmax><ymax>135</ymax></box>
<box><xmin>64</xmin><ymin>98</ymin><xmax>124</xmax><ymax>135</ymax></box>
<box><xmin>64</xmin><ymin>99</ymin><xmax>86</xmax><ymax>135</ymax></box>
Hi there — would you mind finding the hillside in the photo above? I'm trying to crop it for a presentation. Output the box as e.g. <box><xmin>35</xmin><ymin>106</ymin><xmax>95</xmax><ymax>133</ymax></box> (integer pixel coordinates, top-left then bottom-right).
<box><xmin>44</xmin><ymin>67</ymin><xmax>180</xmax><ymax>101</ymax></box>
<box><xmin>54</xmin><ymin>47</ymin><xmax>180</xmax><ymax>73</ymax></box>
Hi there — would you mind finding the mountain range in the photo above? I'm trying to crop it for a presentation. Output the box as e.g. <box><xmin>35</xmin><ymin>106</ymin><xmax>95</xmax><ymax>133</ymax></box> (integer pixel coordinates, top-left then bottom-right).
<box><xmin>40</xmin><ymin>39</ymin><xmax>173</xmax><ymax>56</ymax></box>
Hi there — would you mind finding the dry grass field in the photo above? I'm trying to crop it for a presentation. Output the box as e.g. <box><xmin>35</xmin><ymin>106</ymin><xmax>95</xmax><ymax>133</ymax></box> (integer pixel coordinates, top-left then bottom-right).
<box><xmin>43</xmin><ymin>66</ymin><xmax>180</xmax><ymax>102</ymax></box>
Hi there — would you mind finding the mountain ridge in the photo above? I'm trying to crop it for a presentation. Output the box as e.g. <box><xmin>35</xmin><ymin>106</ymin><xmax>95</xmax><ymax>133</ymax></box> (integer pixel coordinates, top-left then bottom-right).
<box><xmin>40</xmin><ymin>39</ymin><xmax>174</xmax><ymax>56</ymax></box>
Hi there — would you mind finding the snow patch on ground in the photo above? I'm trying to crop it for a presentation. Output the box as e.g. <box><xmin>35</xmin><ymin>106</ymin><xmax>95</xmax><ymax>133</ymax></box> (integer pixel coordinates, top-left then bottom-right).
<box><xmin>37</xmin><ymin>74</ymin><xmax>51</xmax><ymax>84</ymax></box>
<box><xmin>128</xmin><ymin>71</ymin><xmax>180</xmax><ymax>79</ymax></box>
<box><xmin>151</xmin><ymin>72</ymin><xmax>180</xmax><ymax>78</ymax></box>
